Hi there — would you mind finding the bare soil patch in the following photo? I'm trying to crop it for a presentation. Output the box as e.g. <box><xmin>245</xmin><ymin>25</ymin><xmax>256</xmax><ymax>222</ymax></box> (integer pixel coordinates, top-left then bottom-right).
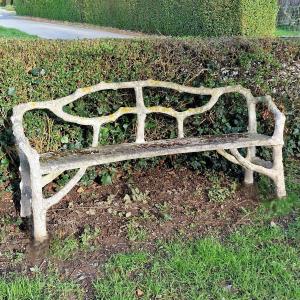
<box><xmin>0</xmin><ymin>166</ymin><xmax>259</xmax><ymax>290</ymax></box>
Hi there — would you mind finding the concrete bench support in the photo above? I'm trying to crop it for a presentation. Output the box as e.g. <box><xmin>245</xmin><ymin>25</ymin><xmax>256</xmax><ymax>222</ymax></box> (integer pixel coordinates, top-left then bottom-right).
<box><xmin>11</xmin><ymin>80</ymin><xmax>286</xmax><ymax>242</ymax></box>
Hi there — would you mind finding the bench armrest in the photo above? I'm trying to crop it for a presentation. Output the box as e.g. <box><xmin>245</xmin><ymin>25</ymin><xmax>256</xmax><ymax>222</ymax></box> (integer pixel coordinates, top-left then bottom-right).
<box><xmin>257</xmin><ymin>96</ymin><xmax>286</xmax><ymax>144</ymax></box>
<box><xmin>11</xmin><ymin>103</ymin><xmax>40</xmax><ymax>162</ymax></box>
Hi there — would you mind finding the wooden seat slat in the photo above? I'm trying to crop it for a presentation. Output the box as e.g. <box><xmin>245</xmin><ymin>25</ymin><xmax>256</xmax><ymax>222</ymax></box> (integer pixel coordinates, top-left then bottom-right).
<box><xmin>40</xmin><ymin>133</ymin><xmax>273</xmax><ymax>174</ymax></box>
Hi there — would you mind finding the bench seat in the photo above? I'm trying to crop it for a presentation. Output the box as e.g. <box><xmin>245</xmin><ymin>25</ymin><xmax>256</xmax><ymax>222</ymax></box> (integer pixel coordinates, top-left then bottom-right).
<box><xmin>40</xmin><ymin>133</ymin><xmax>274</xmax><ymax>174</ymax></box>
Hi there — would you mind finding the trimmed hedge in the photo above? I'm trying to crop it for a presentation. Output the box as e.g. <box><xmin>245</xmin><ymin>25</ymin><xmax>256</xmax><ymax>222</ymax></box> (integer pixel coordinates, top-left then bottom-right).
<box><xmin>240</xmin><ymin>0</ymin><xmax>279</xmax><ymax>36</ymax></box>
<box><xmin>14</xmin><ymin>0</ymin><xmax>278</xmax><ymax>37</ymax></box>
<box><xmin>0</xmin><ymin>38</ymin><xmax>299</xmax><ymax>184</ymax></box>
<box><xmin>15</xmin><ymin>0</ymin><xmax>83</xmax><ymax>22</ymax></box>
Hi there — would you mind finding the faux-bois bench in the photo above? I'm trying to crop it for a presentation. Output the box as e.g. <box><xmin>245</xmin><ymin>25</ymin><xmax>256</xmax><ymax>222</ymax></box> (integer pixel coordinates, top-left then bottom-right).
<box><xmin>12</xmin><ymin>80</ymin><xmax>286</xmax><ymax>242</ymax></box>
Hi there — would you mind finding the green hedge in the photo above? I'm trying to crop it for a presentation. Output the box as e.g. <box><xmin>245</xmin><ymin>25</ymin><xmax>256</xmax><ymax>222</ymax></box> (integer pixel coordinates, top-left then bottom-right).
<box><xmin>0</xmin><ymin>38</ymin><xmax>299</xmax><ymax>185</ymax></box>
<box><xmin>15</xmin><ymin>0</ymin><xmax>83</xmax><ymax>22</ymax></box>
<box><xmin>15</xmin><ymin>0</ymin><xmax>278</xmax><ymax>37</ymax></box>
<box><xmin>240</xmin><ymin>0</ymin><xmax>278</xmax><ymax>36</ymax></box>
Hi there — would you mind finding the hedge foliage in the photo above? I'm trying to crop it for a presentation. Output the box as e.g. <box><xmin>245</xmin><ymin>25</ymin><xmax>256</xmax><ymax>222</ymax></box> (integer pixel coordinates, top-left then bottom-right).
<box><xmin>240</xmin><ymin>0</ymin><xmax>278</xmax><ymax>36</ymax></box>
<box><xmin>15</xmin><ymin>0</ymin><xmax>278</xmax><ymax>37</ymax></box>
<box><xmin>0</xmin><ymin>38</ymin><xmax>299</xmax><ymax>185</ymax></box>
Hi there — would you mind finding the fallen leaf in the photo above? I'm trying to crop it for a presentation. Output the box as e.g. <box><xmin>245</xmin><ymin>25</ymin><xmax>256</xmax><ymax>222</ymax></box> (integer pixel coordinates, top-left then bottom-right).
<box><xmin>77</xmin><ymin>187</ymin><xmax>85</xmax><ymax>193</ymax></box>
<box><xmin>87</xmin><ymin>208</ymin><xmax>96</xmax><ymax>216</ymax></box>
<box><xmin>136</xmin><ymin>288</ymin><xmax>144</xmax><ymax>297</ymax></box>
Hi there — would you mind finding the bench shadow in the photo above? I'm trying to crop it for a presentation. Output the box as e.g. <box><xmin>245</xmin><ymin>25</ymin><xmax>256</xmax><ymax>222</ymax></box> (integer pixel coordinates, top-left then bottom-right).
<box><xmin>1</xmin><ymin>112</ymin><xmax>34</xmax><ymax>235</ymax></box>
<box><xmin>240</xmin><ymin>182</ymin><xmax>260</xmax><ymax>200</ymax></box>
<box><xmin>26</xmin><ymin>238</ymin><xmax>51</xmax><ymax>262</ymax></box>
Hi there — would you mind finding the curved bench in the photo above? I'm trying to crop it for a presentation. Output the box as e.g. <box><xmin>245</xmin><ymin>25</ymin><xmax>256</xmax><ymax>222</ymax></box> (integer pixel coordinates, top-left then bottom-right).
<box><xmin>11</xmin><ymin>80</ymin><xmax>286</xmax><ymax>242</ymax></box>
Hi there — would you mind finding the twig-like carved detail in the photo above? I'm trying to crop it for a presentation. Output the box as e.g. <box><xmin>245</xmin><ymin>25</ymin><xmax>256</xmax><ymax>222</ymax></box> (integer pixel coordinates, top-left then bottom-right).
<box><xmin>11</xmin><ymin>80</ymin><xmax>286</xmax><ymax>242</ymax></box>
<box><xmin>217</xmin><ymin>149</ymin><xmax>240</xmax><ymax>165</ymax></box>
<box><xmin>252</xmin><ymin>157</ymin><xmax>273</xmax><ymax>169</ymax></box>
<box><xmin>217</xmin><ymin>149</ymin><xmax>273</xmax><ymax>169</ymax></box>
<box><xmin>46</xmin><ymin>167</ymin><xmax>87</xmax><ymax>209</ymax></box>
<box><xmin>42</xmin><ymin>171</ymin><xmax>65</xmax><ymax>187</ymax></box>
<box><xmin>230</xmin><ymin>149</ymin><xmax>275</xmax><ymax>178</ymax></box>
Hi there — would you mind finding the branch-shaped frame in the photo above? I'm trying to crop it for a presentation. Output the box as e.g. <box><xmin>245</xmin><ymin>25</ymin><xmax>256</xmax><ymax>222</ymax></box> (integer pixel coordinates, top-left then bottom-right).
<box><xmin>11</xmin><ymin>80</ymin><xmax>286</xmax><ymax>242</ymax></box>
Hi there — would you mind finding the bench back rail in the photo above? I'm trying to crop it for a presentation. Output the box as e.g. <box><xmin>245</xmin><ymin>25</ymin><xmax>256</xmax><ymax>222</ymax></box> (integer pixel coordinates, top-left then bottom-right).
<box><xmin>12</xmin><ymin>80</ymin><xmax>285</xmax><ymax>157</ymax></box>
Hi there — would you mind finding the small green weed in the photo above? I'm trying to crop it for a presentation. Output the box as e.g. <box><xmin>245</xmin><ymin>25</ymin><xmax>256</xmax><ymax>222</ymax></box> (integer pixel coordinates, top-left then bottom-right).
<box><xmin>50</xmin><ymin>226</ymin><xmax>100</xmax><ymax>259</ymax></box>
<box><xmin>106</xmin><ymin>184</ymin><xmax>152</xmax><ymax>219</ymax></box>
<box><xmin>127</xmin><ymin>220</ymin><xmax>148</xmax><ymax>242</ymax></box>
<box><xmin>155</xmin><ymin>201</ymin><xmax>172</xmax><ymax>221</ymax></box>
<box><xmin>0</xmin><ymin>216</ymin><xmax>22</xmax><ymax>243</ymax></box>
<box><xmin>193</xmin><ymin>185</ymin><xmax>204</xmax><ymax>197</ymax></box>
<box><xmin>207</xmin><ymin>172</ymin><xmax>237</xmax><ymax>203</ymax></box>
<box><xmin>79</xmin><ymin>225</ymin><xmax>101</xmax><ymax>251</ymax></box>
<box><xmin>124</xmin><ymin>184</ymin><xmax>150</xmax><ymax>204</ymax></box>
<box><xmin>0</xmin><ymin>156</ymin><xmax>10</xmax><ymax>183</ymax></box>
<box><xmin>80</xmin><ymin>168</ymin><xmax>98</xmax><ymax>186</ymax></box>
<box><xmin>50</xmin><ymin>236</ymin><xmax>79</xmax><ymax>260</ymax></box>
<box><xmin>4</xmin><ymin>251</ymin><xmax>25</xmax><ymax>265</ymax></box>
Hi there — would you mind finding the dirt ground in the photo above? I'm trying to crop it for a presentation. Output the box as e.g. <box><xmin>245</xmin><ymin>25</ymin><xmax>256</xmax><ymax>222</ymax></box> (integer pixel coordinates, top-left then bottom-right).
<box><xmin>0</xmin><ymin>166</ymin><xmax>260</xmax><ymax>290</ymax></box>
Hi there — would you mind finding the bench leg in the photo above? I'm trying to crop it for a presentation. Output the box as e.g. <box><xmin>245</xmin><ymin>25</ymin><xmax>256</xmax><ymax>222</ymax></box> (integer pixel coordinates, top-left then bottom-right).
<box><xmin>272</xmin><ymin>145</ymin><xmax>286</xmax><ymax>198</ymax></box>
<box><xmin>244</xmin><ymin>168</ymin><xmax>254</xmax><ymax>185</ymax></box>
<box><xmin>32</xmin><ymin>203</ymin><xmax>48</xmax><ymax>243</ymax></box>
<box><xmin>30</xmin><ymin>169</ymin><xmax>49</xmax><ymax>242</ymax></box>
<box><xmin>19</xmin><ymin>151</ymin><xmax>32</xmax><ymax>217</ymax></box>
<box><xmin>244</xmin><ymin>146</ymin><xmax>255</xmax><ymax>185</ymax></box>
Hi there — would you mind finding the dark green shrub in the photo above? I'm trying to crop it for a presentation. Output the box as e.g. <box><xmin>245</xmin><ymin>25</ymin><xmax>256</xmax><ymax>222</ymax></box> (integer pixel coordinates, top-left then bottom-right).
<box><xmin>15</xmin><ymin>0</ymin><xmax>278</xmax><ymax>37</ymax></box>
<box><xmin>0</xmin><ymin>38</ymin><xmax>299</xmax><ymax>185</ymax></box>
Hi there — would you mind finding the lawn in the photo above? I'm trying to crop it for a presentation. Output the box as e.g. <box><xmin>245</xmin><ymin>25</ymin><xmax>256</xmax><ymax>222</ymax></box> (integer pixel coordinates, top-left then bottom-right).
<box><xmin>0</xmin><ymin>26</ymin><xmax>37</xmax><ymax>39</ymax></box>
<box><xmin>2</xmin><ymin>5</ymin><xmax>15</xmax><ymax>12</ymax></box>
<box><xmin>94</xmin><ymin>219</ymin><xmax>300</xmax><ymax>299</ymax></box>
<box><xmin>276</xmin><ymin>27</ymin><xmax>300</xmax><ymax>37</ymax></box>
<box><xmin>0</xmin><ymin>159</ymin><xmax>299</xmax><ymax>299</ymax></box>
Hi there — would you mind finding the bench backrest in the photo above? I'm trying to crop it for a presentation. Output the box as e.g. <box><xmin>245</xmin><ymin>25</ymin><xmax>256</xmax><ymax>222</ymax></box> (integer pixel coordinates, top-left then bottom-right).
<box><xmin>12</xmin><ymin>80</ymin><xmax>285</xmax><ymax>157</ymax></box>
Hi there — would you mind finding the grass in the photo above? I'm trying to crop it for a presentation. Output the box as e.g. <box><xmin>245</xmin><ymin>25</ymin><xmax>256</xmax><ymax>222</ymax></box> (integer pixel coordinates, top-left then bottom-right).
<box><xmin>0</xmin><ymin>267</ymin><xmax>82</xmax><ymax>300</ymax></box>
<box><xmin>0</xmin><ymin>271</ymin><xmax>82</xmax><ymax>300</ymax></box>
<box><xmin>2</xmin><ymin>5</ymin><xmax>15</xmax><ymax>12</ymax></box>
<box><xmin>1</xmin><ymin>160</ymin><xmax>299</xmax><ymax>299</ymax></box>
<box><xmin>0</xmin><ymin>26</ymin><xmax>37</xmax><ymax>39</ymax></box>
<box><xmin>276</xmin><ymin>27</ymin><xmax>300</xmax><ymax>37</ymax></box>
